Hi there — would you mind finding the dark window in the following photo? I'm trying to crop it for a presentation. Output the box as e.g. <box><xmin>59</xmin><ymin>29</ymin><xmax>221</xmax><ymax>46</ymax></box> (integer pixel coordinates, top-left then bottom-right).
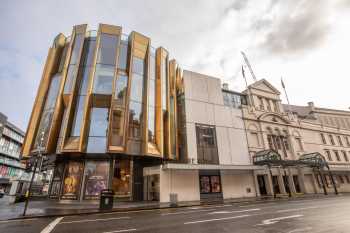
<box><xmin>346</xmin><ymin>175</ymin><xmax>350</xmax><ymax>184</ymax></box>
<box><xmin>196</xmin><ymin>124</ymin><xmax>219</xmax><ymax>164</ymax></box>
<box><xmin>338</xmin><ymin>175</ymin><xmax>345</xmax><ymax>184</ymax></box>
<box><xmin>325</xmin><ymin>150</ymin><xmax>332</xmax><ymax>161</ymax></box>
<box><xmin>345</xmin><ymin>136</ymin><xmax>350</xmax><ymax>147</ymax></box>
<box><xmin>320</xmin><ymin>133</ymin><xmax>326</xmax><ymax>144</ymax></box>
<box><xmin>329</xmin><ymin>135</ymin><xmax>335</xmax><ymax>145</ymax></box>
<box><xmin>334</xmin><ymin>150</ymin><xmax>341</xmax><ymax>161</ymax></box>
<box><xmin>337</xmin><ymin>136</ymin><xmax>343</xmax><ymax>146</ymax></box>
<box><xmin>342</xmin><ymin>151</ymin><xmax>348</xmax><ymax>162</ymax></box>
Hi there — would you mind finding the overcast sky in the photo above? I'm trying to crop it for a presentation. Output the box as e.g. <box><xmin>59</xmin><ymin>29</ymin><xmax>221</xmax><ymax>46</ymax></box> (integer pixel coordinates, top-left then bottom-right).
<box><xmin>1</xmin><ymin>0</ymin><xmax>350</xmax><ymax>130</ymax></box>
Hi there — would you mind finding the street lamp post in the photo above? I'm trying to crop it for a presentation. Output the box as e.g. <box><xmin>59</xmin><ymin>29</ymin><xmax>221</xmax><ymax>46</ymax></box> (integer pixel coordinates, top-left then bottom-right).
<box><xmin>22</xmin><ymin>131</ymin><xmax>44</xmax><ymax>216</ymax></box>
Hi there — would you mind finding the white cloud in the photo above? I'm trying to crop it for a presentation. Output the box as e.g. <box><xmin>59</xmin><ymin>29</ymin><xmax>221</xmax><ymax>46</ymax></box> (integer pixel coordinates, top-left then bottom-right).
<box><xmin>0</xmin><ymin>0</ymin><xmax>350</xmax><ymax>130</ymax></box>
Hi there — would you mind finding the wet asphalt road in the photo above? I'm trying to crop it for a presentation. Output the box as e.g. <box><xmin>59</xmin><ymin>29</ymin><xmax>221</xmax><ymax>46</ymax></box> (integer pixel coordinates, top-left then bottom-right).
<box><xmin>1</xmin><ymin>195</ymin><xmax>350</xmax><ymax>233</ymax></box>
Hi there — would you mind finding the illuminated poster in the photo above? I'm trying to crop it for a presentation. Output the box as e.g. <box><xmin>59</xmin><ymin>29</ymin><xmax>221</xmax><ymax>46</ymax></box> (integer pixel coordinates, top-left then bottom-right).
<box><xmin>84</xmin><ymin>161</ymin><xmax>109</xmax><ymax>199</ymax></box>
<box><xmin>210</xmin><ymin>176</ymin><xmax>221</xmax><ymax>193</ymax></box>
<box><xmin>62</xmin><ymin>162</ymin><xmax>83</xmax><ymax>199</ymax></box>
<box><xmin>50</xmin><ymin>163</ymin><xmax>64</xmax><ymax>197</ymax></box>
<box><xmin>200</xmin><ymin>176</ymin><xmax>211</xmax><ymax>193</ymax></box>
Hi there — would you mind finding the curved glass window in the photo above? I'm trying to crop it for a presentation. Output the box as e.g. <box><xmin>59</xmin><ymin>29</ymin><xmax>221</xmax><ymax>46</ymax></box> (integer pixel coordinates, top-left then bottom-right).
<box><xmin>45</xmin><ymin>74</ymin><xmax>61</xmax><ymax>110</ymax></box>
<box><xmin>161</xmin><ymin>58</ymin><xmax>167</xmax><ymax>110</ymax></box>
<box><xmin>70</xmin><ymin>96</ymin><xmax>85</xmax><ymax>137</ymax></box>
<box><xmin>148</xmin><ymin>107</ymin><xmax>155</xmax><ymax>143</ymax></box>
<box><xmin>64</xmin><ymin>65</ymin><xmax>77</xmax><ymax>94</ymax></box>
<box><xmin>78</xmin><ymin>67</ymin><xmax>90</xmax><ymax>95</ymax></box>
<box><xmin>132</xmin><ymin>57</ymin><xmax>144</xmax><ymax>75</ymax></box>
<box><xmin>129</xmin><ymin>73</ymin><xmax>144</xmax><ymax>102</ymax></box>
<box><xmin>97</xmin><ymin>33</ymin><xmax>119</xmax><ymax>66</ymax></box>
<box><xmin>111</xmin><ymin>109</ymin><xmax>125</xmax><ymax>146</ymax></box>
<box><xmin>69</xmin><ymin>34</ymin><xmax>84</xmax><ymax>65</ymax></box>
<box><xmin>118</xmin><ymin>41</ymin><xmax>128</xmax><ymax>70</ymax></box>
<box><xmin>114</xmin><ymin>74</ymin><xmax>128</xmax><ymax>105</ymax></box>
<box><xmin>93</xmin><ymin>64</ymin><xmax>114</xmax><ymax>94</ymax></box>
<box><xmin>81</xmin><ymin>38</ymin><xmax>96</xmax><ymax>67</ymax></box>
<box><xmin>34</xmin><ymin>74</ymin><xmax>61</xmax><ymax>149</ymax></box>
<box><xmin>128</xmin><ymin>101</ymin><xmax>142</xmax><ymax>138</ymax></box>
<box><xmin>87</xmin><ymin>108</ymin><xmax>108</xmax><ymax>153</ymax></box>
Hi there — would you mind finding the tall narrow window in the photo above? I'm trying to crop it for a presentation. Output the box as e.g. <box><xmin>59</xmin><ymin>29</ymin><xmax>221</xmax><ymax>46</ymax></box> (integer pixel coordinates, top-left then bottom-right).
<box><xmin>87</xmin><ymin>108</ymin><xmax>108</xmax><ymax>153</ymax></box>
<box><xmin>128</xmin><ymin>57</ymin><xmax>145</xmax><ymax>139</ymax></box>
<box><xmin>329</xmin><ymin>134</ymin><xmax>335</xmax><ymax>145</ymax></box>
<box><xmin>325</xmin><ymin>150</ymin><xmax>332</xmax><ymax>161</ymax></box>
<box><xmin>334</xmin><ymin>150</ymin><xmax>341</xmax><ymax>161</ymax></box>
<box><xmin>345</xmin><ymin>136</ymin><xmax>350</xmax><ymax>147</ymax></box>
<box><xmin>148</xmin><ymin>53</ymin><xmax>156</xmax><ymax>144</ymax></box>
<box><xmin>342</xmin><ymin>151</ymin><xmax>348</xmax><ymax>162</ymax></box>
<box><xmin>64</xmin><ymin>33</ymin><xmax>84</xmax><ymax>94</ymax></box>
<box><xmin>320</xmin><ymin>133</ymin><xmax>326</xmax><ymax>144</ymax></box>
<box><xmin>196</xmin><ymin>124</ymin><xmax>219</xmax><ymax>164</ymax></box>
<box><xmin>34</xmin><ymin>74</ymin><xmax>61</xmax><ymax>149</ymax></box>
<box><xmin>93</xmin><ymin>33</ymin><xmax>119</xmax><ymax>94</ymax></box>
<box><xmin>337</xmin><ymin>135</ymin><xmax>343</xmax><ymax>146</ymax></box>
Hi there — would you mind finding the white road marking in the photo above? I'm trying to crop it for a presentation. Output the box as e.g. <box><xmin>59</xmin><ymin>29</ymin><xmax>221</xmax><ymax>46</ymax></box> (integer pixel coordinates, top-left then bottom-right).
<box><xmin>277</xmin><ymin>206</ymin><xmax>319</xmax><ymax>213</ymax></box>
<box><xmin>162</xmin><ymin>208</ymin><xmax>215</xmax><ymax>216</ymax></box>
<box><xmin>184</xmin><ymin>214</ymin><xmax>250</xmax><ymax>225</ymax></box>
<box><xmin>60</xmin><ymin>216</ymin><xmax>130</xmax><ymax>224</ymax></box>
<box><xmin>40</xmin><ymin>217</ymin><xmax>64</xmax><ymax>233</ymax></box>
<box><xmin>0</xmin><ymin>218</ymin><xmax>39</xmax><ymax>223</ymax></box>
<box><xmin>103</xmin><ymin>229</ymin><xmax>137</xmax><ymax>233</ymax></box>
<box><xmin>256</xmin><ymin>214</ymin><xmax>303</xmax><ymax>226</ymax></box>
<box><xmin>239</xmin><ymin>203</ymin><xmax>276</xmax><ymax>208</ymax></box>
<box><xmin>209</xmin><ymin>208</ymin><xmax>260</xmax><ymax>215</ymax></box>
<box><xmin>287</xmin><ymin>227</ymin><xmax>313</xmax><ymax>233</ymax></box>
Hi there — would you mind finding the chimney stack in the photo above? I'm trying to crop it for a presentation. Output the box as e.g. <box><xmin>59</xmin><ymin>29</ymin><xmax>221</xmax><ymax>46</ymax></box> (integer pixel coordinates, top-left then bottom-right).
<box><xmin>222</xmin><ymin>83</ymin><xmax>229</xmax><ymax>90</ymax></box>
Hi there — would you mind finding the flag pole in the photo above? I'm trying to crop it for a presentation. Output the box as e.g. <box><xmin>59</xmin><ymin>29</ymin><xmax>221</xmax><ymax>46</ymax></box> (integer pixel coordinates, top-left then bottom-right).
<box><xmin>281</xmin><ymin>77</ymin><xmax>293</xmax><ymax>118</ymax></box>
<box><xmin>242</xmin><ymin>65</ymin><xmax>255</xmax><ymax>109</ymax></box>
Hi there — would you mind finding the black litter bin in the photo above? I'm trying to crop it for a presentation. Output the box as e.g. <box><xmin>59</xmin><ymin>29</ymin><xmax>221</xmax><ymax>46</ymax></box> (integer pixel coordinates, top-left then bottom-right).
<box><xmin>100</xmin><ymin>189</ymin><xmax>114</xmax><ymax>210</ymax></box>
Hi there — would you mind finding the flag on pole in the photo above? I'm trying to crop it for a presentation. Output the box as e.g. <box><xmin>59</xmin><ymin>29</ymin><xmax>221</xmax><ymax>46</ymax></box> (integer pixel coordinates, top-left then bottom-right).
<box><xmin>281</xmin><ymin>77</ymin><xmax>285</xmax><ymax>89</ymax></box>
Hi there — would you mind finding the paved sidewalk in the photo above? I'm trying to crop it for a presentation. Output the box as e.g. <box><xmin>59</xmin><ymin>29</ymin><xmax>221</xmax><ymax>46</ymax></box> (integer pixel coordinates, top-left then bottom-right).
<box><xmin>0</xmin><ymin>193</ymin><xmax>340</xmax><ymax>221</ymax></box>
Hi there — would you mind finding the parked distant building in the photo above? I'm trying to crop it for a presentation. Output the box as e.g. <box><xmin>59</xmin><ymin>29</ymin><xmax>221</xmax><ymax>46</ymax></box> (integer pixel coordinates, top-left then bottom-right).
<box><xmin>22</xmin><ymin>23</ymin><xmax>350</xmax><ymax>203</ymax></box>
<box><xmin>0</xmin><ymin>112</ymin><xmax>26</xmax><ymax>193</ymax></box>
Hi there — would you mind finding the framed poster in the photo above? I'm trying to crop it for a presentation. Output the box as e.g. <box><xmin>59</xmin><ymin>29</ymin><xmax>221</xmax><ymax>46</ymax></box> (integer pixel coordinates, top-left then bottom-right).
<box><xmin>84</xmin><ymin>161</ymin><xmax>109</xmax><ymax>199</ymax></box>
<box><xmin>62</xmin><ymin>162</ymin><xmax>83</xmax><ymax>200</ymax></box>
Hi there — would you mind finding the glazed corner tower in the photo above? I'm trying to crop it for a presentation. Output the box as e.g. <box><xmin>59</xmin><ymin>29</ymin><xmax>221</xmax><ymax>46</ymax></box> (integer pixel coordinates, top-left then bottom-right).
<box><xmin>21</xmin><ymin>24</ymin><xmax>184</xmax><ymax>201</ymax></box>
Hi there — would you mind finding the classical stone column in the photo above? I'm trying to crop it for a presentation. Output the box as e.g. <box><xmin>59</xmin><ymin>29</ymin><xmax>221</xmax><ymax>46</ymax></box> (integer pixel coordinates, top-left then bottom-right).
<box><xmin>297</xmin><ymin>166</ymin><xmax>307</xmax><ymax>194</ymax></box>
<box><xmin>253</xmin><ymin>171</ymin><xmax>261</xmax><ymax>197</ymax></box>
<box><xmin>287</xmin><ymin>168</ymin><xmax>297</xmax><ymax>194</ymax></box>
<box><xmin>266</xmin><ymin>170</ymin><xmax>275</xmax><ymax>196</ymax></box>
<box><xmin>277</xmin><ymin>167</ymin><xmax>287</xmax><ymax>194</ymax></box>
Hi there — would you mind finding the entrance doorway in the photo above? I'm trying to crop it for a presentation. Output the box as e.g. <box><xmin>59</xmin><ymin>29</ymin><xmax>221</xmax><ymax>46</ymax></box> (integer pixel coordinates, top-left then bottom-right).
<box><xmin>283</xmin><ymin>176</ymin><xmax>290</xmax><ymax>194</ymax></box>
<box><xmin>257</xmin><ymin>175</ymin><xmax>267</xmax><ymax>195</ymax></box>
<box><xmin>293</xmin><ymin>175</ymin><xmax>301</xmax><ymax>193</ymax></box>
<box><xmin>272</xmin><ymin>176</ymin><xmax>280</xmax><ymax>194</ymax></box>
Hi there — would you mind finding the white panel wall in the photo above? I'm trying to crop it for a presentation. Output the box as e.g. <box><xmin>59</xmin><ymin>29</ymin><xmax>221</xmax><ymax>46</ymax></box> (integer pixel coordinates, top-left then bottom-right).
<box><xmin>160</xmin><ymin>169</ymin><xmax>200</xmax><ymax>202</ymax></box>
<box><xmin>221</xmin><ymin>172</ymin><xmax>256</xmax><ymax>199</ymax></box>
<box><xmin>183</xmin><ymin>70</ymin><xmax>251</xmax><ymax>165</ymax></box>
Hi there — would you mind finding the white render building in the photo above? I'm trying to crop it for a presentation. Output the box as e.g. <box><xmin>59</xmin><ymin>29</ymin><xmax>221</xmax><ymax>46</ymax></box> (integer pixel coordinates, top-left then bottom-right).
<box><xmin>144</xmin><ymin>71</ymin><xmax>350</xmax><ymax>203</ymax></box>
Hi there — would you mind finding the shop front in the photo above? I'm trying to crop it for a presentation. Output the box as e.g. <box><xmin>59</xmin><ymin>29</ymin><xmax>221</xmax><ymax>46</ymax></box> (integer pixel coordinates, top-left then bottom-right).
<box><xmin>49</xmin><ymin>157</ymin><xmax>132</xmax><ymax>201</ymax></box>
<box><xmin>199</xmin><ymin>170</ymin><xmax>223</xmax><ymax>200</ymax></box>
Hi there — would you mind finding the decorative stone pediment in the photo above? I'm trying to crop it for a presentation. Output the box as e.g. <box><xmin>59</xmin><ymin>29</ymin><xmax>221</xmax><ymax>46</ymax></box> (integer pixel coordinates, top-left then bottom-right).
<box><xmin>258</xmin><ymin>112</ymin><xmax>290</xmax><ymax>124</ymax></box>
<box><xmin>249</xmin><ymin>79</ymin><xmax>281</xmax><ymax>95</ymax></box>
